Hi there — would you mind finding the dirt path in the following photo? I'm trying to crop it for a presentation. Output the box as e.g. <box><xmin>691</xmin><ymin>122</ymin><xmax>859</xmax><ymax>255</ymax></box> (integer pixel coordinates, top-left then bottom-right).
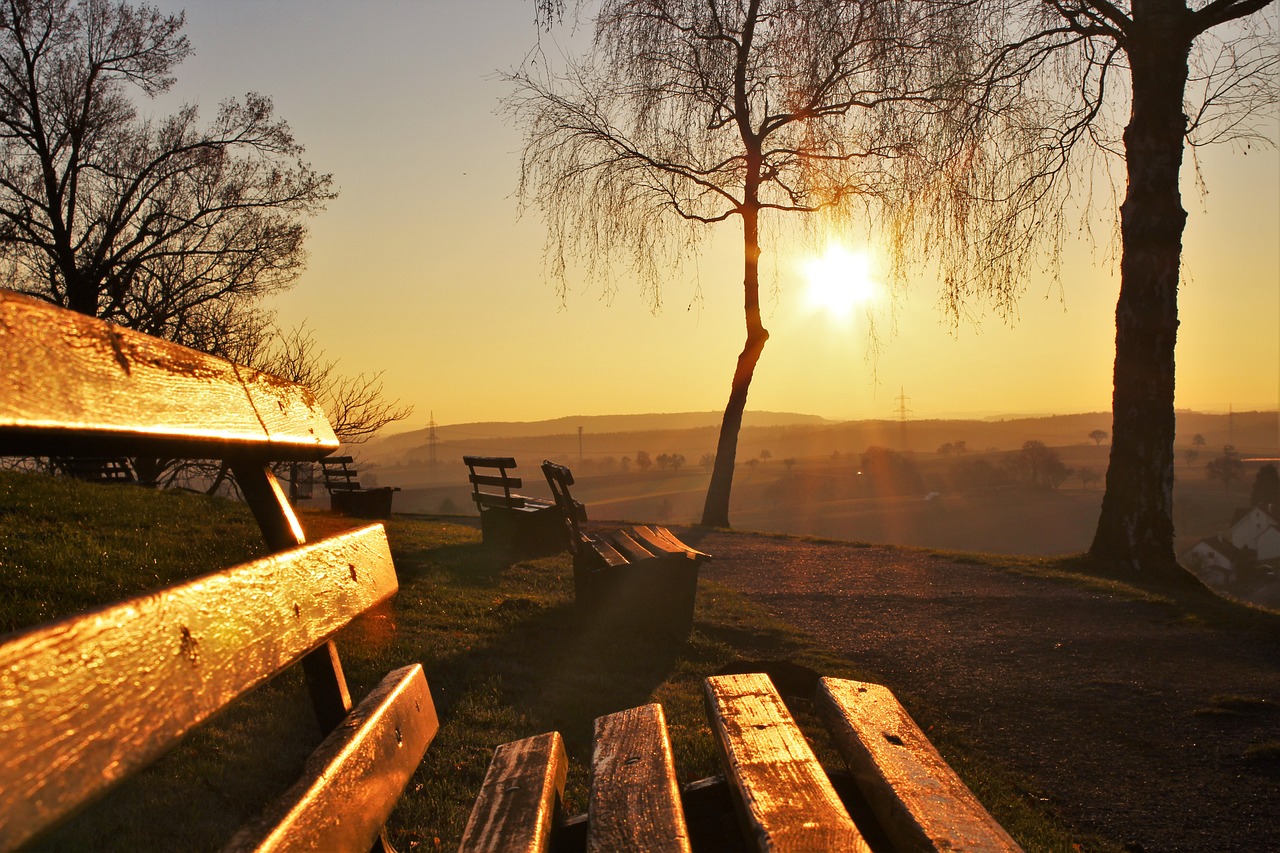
<box><xmin>693</xmin><ymin>530</ymin><xmax>1280</xmax><ymax>852</ymax></box>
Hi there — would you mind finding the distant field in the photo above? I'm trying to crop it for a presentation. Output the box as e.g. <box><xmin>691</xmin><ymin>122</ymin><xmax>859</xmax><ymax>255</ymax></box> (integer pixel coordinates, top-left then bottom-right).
<box><xmin>382</xmin><ymin>443</ymin><xmax>1259</xmax><ymax>559</ymax></box>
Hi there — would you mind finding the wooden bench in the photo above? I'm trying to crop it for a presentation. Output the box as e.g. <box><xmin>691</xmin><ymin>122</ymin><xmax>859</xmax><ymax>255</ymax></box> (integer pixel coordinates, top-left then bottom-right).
<box><xmin>0</xmin><ymin>292</ymin><xmax>438</xmax><ymax>852</ymax></box>
<box><xmin>464</xmin><ymin>455</ymin><xmax>563</xmax><ymax>555</ymax></box>
<box><xmin>50</xmin><ymin>455</ymin><xmax>135</xmax><ymax>483</ymax></box>
<box><xmin>458</xmin><ymin>672</ymin><xmax>1022</xmax><ymax>852</ymax></box>
<box><xmin>542</xmin><ymin>460</ymin><xmax>710</xmax><ymax>638</ymax></box>
<box><xmin>321</xmin><ymin>454</ymin><xmax>400</xmax><ymax>518</ymax></box>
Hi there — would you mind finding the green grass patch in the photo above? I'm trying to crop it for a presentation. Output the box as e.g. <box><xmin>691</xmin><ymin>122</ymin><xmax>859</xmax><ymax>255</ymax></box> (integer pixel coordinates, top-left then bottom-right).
<box><xmin>3</xmin><ymin>468</ymin><xmax>1096</xmax><ymax>852</ymax></box>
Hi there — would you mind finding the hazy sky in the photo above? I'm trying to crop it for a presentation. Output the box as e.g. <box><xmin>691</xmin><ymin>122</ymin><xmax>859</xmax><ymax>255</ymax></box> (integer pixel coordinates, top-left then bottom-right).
<box><xmin>149</xmin><ymin>0</ymin><xmax>1279</xmax><ymax>428</ymax></box>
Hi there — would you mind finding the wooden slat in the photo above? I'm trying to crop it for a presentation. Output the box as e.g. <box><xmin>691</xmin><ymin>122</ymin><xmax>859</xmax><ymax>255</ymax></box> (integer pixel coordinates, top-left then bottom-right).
<box><xmin>627</xmin><ymin>525</ymin><xmax>686</xmax><ymax>557</ymax></box>
<box><xmin>816</xmin><ymin>678</ymin><xmax>1023</xmax><ymax>853</ymax></box>
<box><xmin>0</xmin><ymin>291</ymin><xmax>337</xmax><ymax>460</ymax></box>
<box><xmin>464</xmin><ymin>456</ymin><xmax>518</xmax><ymax>468</ymax></box>
<box><xmin>458</xmin><ymin>731</ymin><xmax>567</xmax><ymax>853</ymax></box>
<box><xmin>604</xmin><ymin>529</ymin><xmax>657</xmax><ymax>563</ymax></box>
<box><xmin>585</xmin><ymin>535</ymin><xmax>631</xmax><ymax>568</ymax></box>
<box><xmin>0</xmin><ymin>525</ymin><xmax>397</xmax><ymax>851</ymax></box>
<box><xmin>222</xmin><ymin>664</ymin><xmax>439</xmax><ymax>853</ymax></box>
<box><xmin>704</xmin><ymin>673</ymin><xmax>870</xmax><ymax>853</ymax></box>
<box><xmin>470</xmin><ymin>473</ymin><xmax>524</xmax><ymax>489</ymax></box>
<box><xmin>323</xmin><ymin>455</ymin><xmax>355</xmax><ymax>464</ymax></box>
<box><xmin>649</xmin><ymin>526</ymin><xmax>712</xmax><ymax>560</ymax></box>
<box><xmin>589</xmin><ymin>704</ymin><xmax>691</xmax><ymax>853</ymax></box>
<box><xmin>473</xmin><ymin>492</ymin><xmax>530</xmax><ymax>509</ymax></box>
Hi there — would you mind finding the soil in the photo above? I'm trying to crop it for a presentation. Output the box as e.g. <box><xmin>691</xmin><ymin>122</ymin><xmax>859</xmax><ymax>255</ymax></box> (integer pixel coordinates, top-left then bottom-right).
<box><xmin>690</xmin><ymin>529</ymin><xmax>1280</xmax><ymax>853</ymax></box>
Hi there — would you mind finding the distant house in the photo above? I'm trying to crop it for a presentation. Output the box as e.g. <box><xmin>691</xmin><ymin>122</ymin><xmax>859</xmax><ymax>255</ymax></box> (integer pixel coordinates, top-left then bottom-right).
<box><xmin>1227</xmin><ymin>506</ymin><xmax>1280</xmax><ymax>561</ymax></box>
<box><xmin>1183</xmin><ymin>505</ymin><xmax>1280</xmax><ymax>593</ymax></box>
<box><xmin>1183</xmin><ymin>537</ymin><xmax>1250</xmax><ymax>587</ymax></box>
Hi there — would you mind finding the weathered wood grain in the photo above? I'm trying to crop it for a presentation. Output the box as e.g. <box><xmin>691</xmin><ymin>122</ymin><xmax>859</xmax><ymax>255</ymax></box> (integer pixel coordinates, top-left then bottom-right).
<box><xmin>704</xmin><ymin>673</ymin><xmax>871</xmax><ymax>853</ymax></box>
<box><xmin>458</xmin><ymin>731</ymin><xmax>568</xmax><ymax>853</ymax></box>
<box><xmin>0</xmin><ymin>291</ymin><xmax>337</xmax><ymax>459</ymax></box>
<box><xmin>0</xmin><ymin>524</ymin><xmax>396</xmax><ymax>850</ymax></box>
<box><xmin>222</xmin><ymin>664</ymin><xmax>438</xmax><ymax>853</ymax></box>
<box><xmin>817</xmin><ymin>678</ymin><xmax>1024</xmax><ymax>853</ymax></box>
<box><xmin>588</xmin><ymin>704</ymin><xmax>691</xmax><ymax>853</ymax></box>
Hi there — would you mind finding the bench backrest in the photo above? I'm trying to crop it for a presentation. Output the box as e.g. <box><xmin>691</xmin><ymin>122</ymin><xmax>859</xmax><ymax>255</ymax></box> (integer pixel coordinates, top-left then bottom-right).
<box><xmin>464</xmin><ymin>455</ymin><xmax>529</xmax><ymax>509</ymax></box>
<box><xmin>0</xmin><ymin>291</ymin><xmax>436</xmax><ymax>851</ymax></box>
<box><xmin>541</xmin><ymin>460</ymin><xmax>587</xmax><ymax>555</ymax></box>
<box><xmin>321</xmin><ymin>454</ymin><xmax>363</xmax><ymax>491</ymax></box>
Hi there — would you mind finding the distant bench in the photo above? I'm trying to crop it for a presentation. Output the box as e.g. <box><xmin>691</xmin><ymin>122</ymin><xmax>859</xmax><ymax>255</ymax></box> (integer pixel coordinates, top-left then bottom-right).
<box><xmin>542</xmin><ymin>460</ymin><xmax>709</xmax><ymax>638</ymax></box>
<box><xmin>463</xmin><ymin>455</ymin><xmax>565</xmax><ymax>554</ymax></box>
<box><xmin>51</xmin><ymin>455</ymin><xmax>135</xmax><ymax>484</ymax></box>
<box><xmin>0</xmin><ymin>292</ymin><xmax>437</xmax><ymax>852</ymax></box>
<box><xmin>321</xmin><ymin>454</ymin><xmax>399</xmax><ymax>518</ymax></box>
<box><xmin>459</xmin><ymin>671</ymin><xmax>1022</xmax><ymax>852</ymax></box>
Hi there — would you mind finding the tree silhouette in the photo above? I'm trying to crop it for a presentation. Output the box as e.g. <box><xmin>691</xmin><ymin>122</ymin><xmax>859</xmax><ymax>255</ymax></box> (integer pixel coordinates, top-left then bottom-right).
<box><xmin>506</xmin><ymin>0</ymin><xmax>1000</xmax><ymax>528</ymax></box>
<box><xmin>1206</xmin><ymin>447</ymin><xmax>1244</xmax><ymax>488</ymax></box>
<box><xmin>0</xmin><ymin>0</ymin><xmax>334</xmax><ymax>351</ymax></box>
<box><xmin>976</xmin><ymin>0</ymin><xmax>1278</xmax><ymax>578</ymax></box>
<box><xmin>1088</xmin><ymin>430</ymin><xmax>1108</xmax><ymax>446</ymax></box>
<box><xmin>1252</xmin><ymin>464</ymin><xmax>1279</xmax><ymax>515</ymax></box>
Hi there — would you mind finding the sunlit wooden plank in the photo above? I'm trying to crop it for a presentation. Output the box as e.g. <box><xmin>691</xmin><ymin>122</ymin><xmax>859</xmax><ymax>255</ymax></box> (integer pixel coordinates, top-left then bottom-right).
<box><xmin>605</xmin><ymin>529</ymin><xmax>657</xmax><ymax>563</ymax></box>
<box><xmin>589</xmin><ymin>704</ymin><xmax>691</xmax><ymax>853</ymax></box>
<box><xmin>705</xmin><ymin>673</ymin><xmax>870</xmax><ymax>852</ymax></box>
<box><xmin>223</xmin><ymin>665</ymin><xmax>439</xmax><ymax>853</ymax></box>
<box><xmin>0</xmin><ymin>525</ymin><xmax>396</xmax><ymax>850</ymax></box>
<box><xmin>0</xmin><ymin>291</ymin><xmax>336</xmax><ymax>459</ymax></box>
<box><xmin>817</xmin><ymin>678</ymin><xmax>1023</xmax><ymax>853</ymax></box>
<box><xmin>458</xmin><ymin>731</ymin><xmax>567</xmax><ymax>853</ymax></box>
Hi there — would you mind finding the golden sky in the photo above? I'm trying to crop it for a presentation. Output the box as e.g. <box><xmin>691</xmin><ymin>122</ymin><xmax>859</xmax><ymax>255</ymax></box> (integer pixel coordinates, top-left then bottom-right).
<box><xmin>154</xmin><ymin>0</ymin><xmax>1279</xmax><ymax>428</ymax></box>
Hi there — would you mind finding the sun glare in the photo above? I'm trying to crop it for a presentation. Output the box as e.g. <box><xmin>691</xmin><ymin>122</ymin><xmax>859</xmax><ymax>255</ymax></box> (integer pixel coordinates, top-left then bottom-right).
<box><xmin>802</xmin><ymin>244</ymin><xmax>880</xmax><ymax>318</ymax></box>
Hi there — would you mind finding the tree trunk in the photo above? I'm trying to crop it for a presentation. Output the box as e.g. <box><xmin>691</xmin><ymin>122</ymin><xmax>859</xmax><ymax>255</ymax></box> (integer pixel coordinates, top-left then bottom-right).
<box><xmin>1089</xmin><ymin>13</ymin><xmax>1193</xmax><ymax>579</ymax></box>
<box><xmin>702</xmin><ymin>206</ymin><xmax>768</xmax><ymax>528</ymax></box>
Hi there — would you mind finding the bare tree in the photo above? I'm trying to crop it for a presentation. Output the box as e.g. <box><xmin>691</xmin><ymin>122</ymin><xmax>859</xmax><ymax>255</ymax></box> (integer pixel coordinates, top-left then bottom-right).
<box><xmin>505</xmin><ymin>0</ymin><xmax>993</xmax><ymax>527</ymax></box>
<box><xmin>1088</xmin><ymin>429</ymin><xmax>1108</xmax><ymax>445</ymax></box>
<box><xmin>0</xmin><ymin>0</ymin><xmax>335</xmax><ymax>350</ymax></box>
<box><xmin>252</xmin><ymin>325</ymin><xmax>413</xmax><ymax>447</ymax></box>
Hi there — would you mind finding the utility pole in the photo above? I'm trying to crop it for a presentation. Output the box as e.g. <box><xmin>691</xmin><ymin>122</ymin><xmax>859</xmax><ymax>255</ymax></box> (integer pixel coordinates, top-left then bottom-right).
<box><xmin>896</xmin><ymin>387</ymin><xmax>912</xmax><ymax>450</ymax></box>
<box><xmin>427</xmin><ymin>412</ymin><xmax>439</xmax><ymax>467</ymax></box>
<box><xmin>578</xmin><ymin>426</ymin><xmax>584</xmax><ymax>463</ymax></box>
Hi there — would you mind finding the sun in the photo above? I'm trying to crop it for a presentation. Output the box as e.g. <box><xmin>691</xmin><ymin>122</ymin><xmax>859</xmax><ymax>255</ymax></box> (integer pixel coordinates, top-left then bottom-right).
<box><xmin>802</xmin><ymin>244</ymin><xmax>880</xmax><ymax>318</ymax></box>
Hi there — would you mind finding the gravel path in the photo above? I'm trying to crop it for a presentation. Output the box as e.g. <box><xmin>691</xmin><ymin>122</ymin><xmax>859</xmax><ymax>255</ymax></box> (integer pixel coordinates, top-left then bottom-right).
<box><xmin>692</xmin><ymin>529</ymin><xmax>1280</xmax><ymax>853</ymax></box>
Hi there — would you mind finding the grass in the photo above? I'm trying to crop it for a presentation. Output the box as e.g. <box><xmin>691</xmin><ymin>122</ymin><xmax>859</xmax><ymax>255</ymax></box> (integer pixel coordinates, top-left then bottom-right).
<box><xmin>1</xmin><ymin>468</ymin><xmax>1105</xmax><ymax>852</ymax></box>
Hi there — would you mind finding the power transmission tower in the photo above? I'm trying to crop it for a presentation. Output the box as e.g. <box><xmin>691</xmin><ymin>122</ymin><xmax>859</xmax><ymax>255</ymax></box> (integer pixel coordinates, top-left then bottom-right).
<box><xmin>896</xmin><ymin>387</ymin><xmax>912</xmax><ymax>450</ymax></box>
<box><xmin>427</xmin><ymin>412</ymin><xmax>439</xmax><ymax>467</ymax></box>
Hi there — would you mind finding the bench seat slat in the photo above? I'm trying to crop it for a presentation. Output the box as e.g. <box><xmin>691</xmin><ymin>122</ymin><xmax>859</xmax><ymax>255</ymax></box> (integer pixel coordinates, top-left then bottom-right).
<box><xmin>626</xmin><ymin>525</ymin><xmax>688</xmax><ymax>557</ymax></box>
<box><xmin>0</xmin><ymin>291</ymin><xmax>337</xmax><ymax>460</ymax></box>
<box><xmin>816</xmin><ymin>678</ymin><xmax>1023</xmax><ymax>853</ymax></box>
<box><xmin>459</xmin><ymin>731</ymin><xmax>567</xmax><ymax>853</ymax></box>
<box><xmin>472</xmin><ymin>493</ymin><xmax>553</xmax><ymax>511</ymax></box>
<box><xmin>589</xmin><ymin>704</ymin><xmax>691</xmax><ymax>853</ymax></box>
<box><xmin>705</xmin><ymin>673</ymin><xmax>870</xmax><ymax>853</ymax></box>
<box><xmin>603</xmin><ymin>529</ymin><xmax>658</xmax><ymax>563</ymax></box>
<box><xmin>0</xmin><ymin>524</ymin><xmax>397</xmax><ymax>850</ymax></box>
<box><xmin>648</xmin><ymin>526</ymin><xmax>712</xmax><ymax>560</ymax></box>
<box><xmin>583</xmin><ymin>535</ymin><xmax>630</xmax><ymax>568</ymax></box>
<box><xmin>628</xmin><ymin>525</ymin><xmax>709</xmax><ymax>560</ymax></box>
<box><xmin>222</xmin><ymin>664</ymin><xmax>438</xmax><ymax>853</ymax></box>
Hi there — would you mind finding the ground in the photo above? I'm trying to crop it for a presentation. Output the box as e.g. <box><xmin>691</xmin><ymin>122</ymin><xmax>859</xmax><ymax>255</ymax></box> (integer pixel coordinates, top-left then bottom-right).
<box><xmin>687</xmin><ymin>529</ymin><xmax>1280</xmax><ymax>853</ymax></box>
